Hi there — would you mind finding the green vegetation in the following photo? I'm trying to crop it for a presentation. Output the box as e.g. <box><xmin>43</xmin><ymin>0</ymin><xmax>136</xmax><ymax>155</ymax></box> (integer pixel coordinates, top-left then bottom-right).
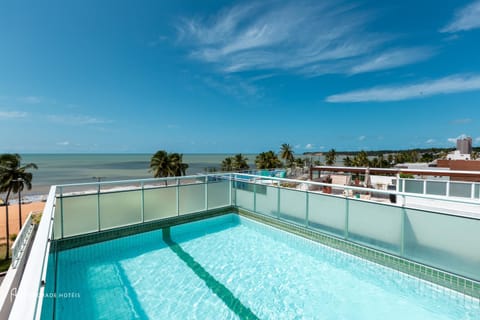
<box><xmin>280</xmin><ymin>143</ymin><xmax>295</xmax><ymax>168</ymax></box>
<box><xmin>255</xmin><ymin>151</ymin><xmax>282</xmax><ymax>169</ymax></box>
<box><xmin>221</xmin><ymin>154</ymin><xmax>249</xmax><ymax>172</ymax></box>
<box><xmin>149</xmin><ymin>150</ymin><xmax>189</xmax><ymax>181</ymax></box>
<box><xmin>325</xmin><ymin>148</ymin><xmax>337</xmax><ymax>166</ymax></box>
<box><xmin>0</xmin><ymin>153</ymin><xmax>38</xmax><ymax>260</ymax></box>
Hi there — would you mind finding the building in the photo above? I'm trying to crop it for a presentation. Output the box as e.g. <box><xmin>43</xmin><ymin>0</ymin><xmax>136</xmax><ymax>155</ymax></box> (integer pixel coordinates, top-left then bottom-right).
<box><xmin>456</xmin><ymin>136</ymin><xmax>472</xmax><ymax>155</ymax></box>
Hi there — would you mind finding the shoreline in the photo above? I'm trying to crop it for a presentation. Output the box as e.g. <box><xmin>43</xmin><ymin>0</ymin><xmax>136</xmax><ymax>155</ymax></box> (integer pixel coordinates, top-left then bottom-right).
<box><xmin>0</xmin><ymin>201</ymin><xmax>45</xmax><ymax>244</ymax></box>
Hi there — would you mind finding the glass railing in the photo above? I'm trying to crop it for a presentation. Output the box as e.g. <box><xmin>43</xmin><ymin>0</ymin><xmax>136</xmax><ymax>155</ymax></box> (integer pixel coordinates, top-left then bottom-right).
<box><xmin>53</xmin><ymin>175</ymin><xmax>233</xmax><ymax>240</ymax></box>
<box><xmin>232</xmin><ymin>173</ymin><xmax>480</xmax><ymax>282</ymax></box>
<box><xmin>8</xmin><ymin>173</ymin><xmax>480</xmax><ymax>319</ymax></box>
<box><xmin>401</xmin><ymin>178</ymin><xmax>480</xmax><ymax>199</ymax></box>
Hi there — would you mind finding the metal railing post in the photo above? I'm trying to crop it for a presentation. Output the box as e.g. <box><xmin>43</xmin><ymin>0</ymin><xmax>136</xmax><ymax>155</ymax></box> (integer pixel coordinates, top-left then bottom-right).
<box><xmin>276</xmin><ymin>184</ymin><xmax>280</xmax><ymax>219</ymax></box>
<box><xmin>141</xmin><ymin>181</ymin><xmax>145</xmax><ymax>223</ymax></box>
<box><xmin>205</xmin><ymin>176</ymin><xmax>209</xmax><ymax>211</ymax></box>
<box><xmin>344</xmin><ymin>196</ymin><xmax>349</xmax><ymax>240</ymax></box>
<box><xmin>305</xmin><ymin>191</ymin><xmax>309</xmax><ymax>227</ymax></box>
<box><xmin>400</xmin><ymin>207</ymin><xmax>406</xmax><ymax>256</ymax></box>
<box><xmin>423</xmin><ymin>180</ymin><xmax>427</xmax><ymax>195</ymax></box>
<box><xmin>229</xmin><ymin>174</ymin><xmax>233</xmax><ymax>206</ymax></box>
<box><xmin>59</xmin><ymin>187</ymin><xmax>64</xmax><ymax>239</ymax></box>
<box><xmin>253</xmin><ymin>179</ymin><xmax>257</xmax><ymax>212</ymax></box>
<box><xmin>176</xmin><ymin>178</ymin><xmax>180</xmax><ymax>216</ymax></box>
<box><xmin>97</xmin><ymin>183</ymin><xmax>101</xmax><ymax>231</ymax></box>
<box><xmin>471</xmin><ymin>183</ymin><xmax>476</xmax><ymax>199</ymax></box>
<box><xmin>446</xmin><ymin>181</ymin><xmax>450</xmax><ymax>197</ymax></box>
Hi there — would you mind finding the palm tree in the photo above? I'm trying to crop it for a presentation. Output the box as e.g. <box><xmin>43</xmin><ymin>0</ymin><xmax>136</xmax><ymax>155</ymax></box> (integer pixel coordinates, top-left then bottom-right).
<box><xmin>232</xmin><ymin>154</ymin><xmax>249</xmax><ymax>171</ymax></box>
<box><xmin>150</xmin><ymin>151</ymin><xmax>188</xmax><ymax>185</ymax></box>
<box><xmin>167</xmin><ymin>153</ymin><xmax>188</xmax><ymax>176</ymax></box>
<box><xmin>0</xmin><ymin>154</ymin><xmax>38</xmax><ymax>260</ymax></box>
<box><xmin>150</xmin><ymin>150</ymin><xmax>169</xmax><ymax>179</ymax></box>
<box><xmin>279</xmin><ymin>143</ymin><xmax>294</xmax><ymax>167</ymax></box>
<box><xmin>255</xmin><ymin>151</ymin><xmax>283</xmax><ymax>169</ymax></box>
<box><xmin>325</xmin><ymin>148</ymin><xmax>337</xmax><ymax>166</ymax></box>
<box><xmin>221</xmin><ymin>157</ymin><xmax>234</xmax><ymax>171</ymax></box>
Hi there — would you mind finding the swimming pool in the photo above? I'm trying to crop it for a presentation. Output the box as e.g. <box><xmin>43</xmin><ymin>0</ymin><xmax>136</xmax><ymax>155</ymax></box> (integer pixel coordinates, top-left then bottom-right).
<box><xmin>48</xmin><ymin>213</ymin><xmax>479</xmax><ymax>319</ymax></box>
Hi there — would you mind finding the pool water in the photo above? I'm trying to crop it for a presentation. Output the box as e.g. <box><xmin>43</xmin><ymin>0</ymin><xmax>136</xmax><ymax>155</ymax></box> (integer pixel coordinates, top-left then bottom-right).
<box><xmin>51</xmin><ymin>214</ymin><xmax>479</xmax><ymax>319</ymax></box>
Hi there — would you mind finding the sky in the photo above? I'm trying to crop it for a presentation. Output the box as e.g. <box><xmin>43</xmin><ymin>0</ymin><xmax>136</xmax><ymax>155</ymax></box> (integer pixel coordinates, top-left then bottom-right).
<box><xmin>1</xmin><ymin>0</ymin><xmax>480</xmax><ymax>154</ymax></box>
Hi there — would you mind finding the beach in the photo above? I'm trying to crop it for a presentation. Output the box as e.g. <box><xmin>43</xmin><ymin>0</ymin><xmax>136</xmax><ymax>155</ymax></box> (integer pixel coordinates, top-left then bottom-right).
<box><xmin>0</xmin><ymin>202</ymin><xmax>45</xmax><ymax>244</ymax></box>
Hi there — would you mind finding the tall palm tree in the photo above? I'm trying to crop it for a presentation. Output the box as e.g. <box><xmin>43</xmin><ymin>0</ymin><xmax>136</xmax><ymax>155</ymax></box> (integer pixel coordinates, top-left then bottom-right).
<box><xmin>232</xmin><ymin>154</ymin><xmax>249</xmax><ymax>171</ymax></box>
<box><xmin>325</xmin><ymin>148</ymin><xmax>337</xmax><ymax>166</ymax></box>
<box><xmin>0</xmin><ymin>154</ymin><xmax>37</xmax><ymax>260</ymax></box>
<box><xmin>255</xmin><ymin>151</ymin><xmax>283</xmax><ymax>169</ymax></box>
<box><xmin>221</xmin><ymin>157</ymin><xmax>234</xmax><ymax>171</ymax></box>
<box><xmin>279</xmin><ymin>143</ymin><xmax>295</xmax><ymax>168</ymax></box>
<box><xmin>150</xmin><ymin>150</ymin><xmax>169</xmax><ymax>179</ymax></box>
<box><xmin>149</xmin><ymin>150</ymin><xmax>188</xmax><ymax>184</ymax></box>
<box><xmin>167</xmin><ymin>153</ymin><xmax>189</xmax><ymax>176</ymax></box>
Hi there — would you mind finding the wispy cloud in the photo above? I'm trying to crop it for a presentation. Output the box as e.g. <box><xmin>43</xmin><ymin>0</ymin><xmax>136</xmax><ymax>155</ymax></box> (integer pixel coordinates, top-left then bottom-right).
<box><xmin>350</xmin><ymin>47</ymin><xmax>434</xmax><ymax>74</ymax></box>
<box><xmin>0</xmin><ymin>111</ymin><xmax>28</xmax><ymax>119</ymax></box>
<box><xmin>177</xmin><ymin>1</ymin><xmax>421</xmax><ymax>76</ymax></box>
<box><xmin>326</xmin><ymin>74</ymin><xmax>480</xmax><ymax>103</ymax></box>
<box><xmin>426</xmin><ymin>139</ymin><xmax>436</xmax><ymax>144</ymax></box>
<box><xmin>305</xmin><ymin>143</ymin><xmax>314</xmax><ymax>149</ymax></box>
<box><xmin>47</xmin><ymin>114</ymin><xmax>112</xmax><ymax>125</ymax></box>
<box><xmin>17</xmin><ymin>96</ymin><xmax>43</xmax><ymax>104</ymax></box>
<box><xmin>441</xmin><ymin>0</ymin><xmax>480</xmax><ymax>33</ymax></box>
<box><xmin>201</xmin><ymin>75</ymin><xmax>261</xmax><ymax>99</ymax></box>
<box><xmin>358</xmin><ymin>135</ymin><xmax>366</xmax><ymax>141</ymax></box>
<box><xmin>56</xmin><ymin>141</ymin><xmax>70</xmax><ymax>146</ymax></box>
<box><xmin>451</xmin><ymin>118</ymin><xmax>472</xmax><ymax>124</ymax></box>
<box><xmin>448</xmin><ymin>134</ymin><xmax>468</xmax><ymax>144</ymax></box>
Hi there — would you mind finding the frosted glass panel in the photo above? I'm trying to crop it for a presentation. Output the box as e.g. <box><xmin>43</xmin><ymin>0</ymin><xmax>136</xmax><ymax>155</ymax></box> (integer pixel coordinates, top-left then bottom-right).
<box><xmin>207</xmin><ymin>181</ymin><xmax>230</xmax><ymax>209</ymax></box>
<box><xmin>100</xmin><ymin>191</ymin><xmax>142</xmax><ymax>230</ymax></box>
<box><xmin>404</xmin><ymin>180</ymin><xmax>423</xmax><ymax>194</ymax></box>
<box><xmin>60</xmin><ymin>194</ymin><xmax>98</xmax><ymax>237</ymax></box>
<box><xmin>476</xmin><ymin>184</ymin><xmax>480</xmax><ymax>199</ymax></box>
<box><xmin>348</xmin><ymin>201</ymin><xmax>402</xmax><ymax>253</ymax></box>
<box><xmin>404</xmin><ymin>209</ymin><xmax>480</xmax><ymax>281</ymax></box>
<box><xmin>179</xmin><ymin>183</ymin><xmax>205</xmax><ymax>214</ymax></box>
<box><xmin>426</xmin><ymin>181</ymin><xmax>446</xmax><ymax>196</ymax></box>
<box><xmin>256</xmin><ymin>186</ymin><xmax>278</xmax><ymax>217</ymax></box>
<box><xmin>144</xmin><ymin>186</ymin><xmax>177</xmax><ymax>221</ymax></box>
<box><xmin>308</xmin><ymin>193</ymin><xmax>345</xmax><ymax>237</ymax></box>
<box><xmin>54</xmin><ymin>199</ymin><xmax>62</xmax><ymax>239</ymax></box>
<box><xmin>235</xmin><ymin>183</ymin><xmax>254</xmax><ymax>211</ymax></box>
<box><xmin>449</xmin><ymin>182</ymin><xmax>472</xmax><ymax>198</ymax></box>
<box><xmin>279</xmin><ymin>188</ymin><xmax>306</xmax><ymax>224</ymax></box>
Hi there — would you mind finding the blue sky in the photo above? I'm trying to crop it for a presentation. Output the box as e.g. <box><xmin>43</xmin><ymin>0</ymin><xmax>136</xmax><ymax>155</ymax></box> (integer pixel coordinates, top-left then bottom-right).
<box><xmin>1</xmin><ymin>0</ymin><xmax>480</xmax><ymax>154</ymax></box>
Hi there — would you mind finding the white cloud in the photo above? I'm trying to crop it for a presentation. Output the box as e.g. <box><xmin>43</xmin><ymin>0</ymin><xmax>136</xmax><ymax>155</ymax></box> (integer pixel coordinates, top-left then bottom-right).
<box><xmin>441</xmin><ymin>0</ymin><xmax>480</xmax><ymax>33</ymax></box>
<box><xmin>17</xmin><ymin>96</ymin><xmax>42</xmax><ymax>104</ymax></box>
<box><xmin>56</xmin><ymin>141</ymin><xmax>70</xmax><ymax>146</ymax></box>
<box><xmin>177</xmin><ymin>1</ymin><xmax>403</xmax><ymax>76</ymax></box>
<box><xmin>305</xmin><ymin>143</ymin><xmax>314</xmax><ymax>149</ymax></box>
<box><xmin>451</xmin><ymin>118</ymin><xmax>472</xmax><ymax>124</ymax></box>
<box><xmin>448</xmin><ymin>134</ymin><xmax>468</xmax><ymax>144</ymax></box>
<box><xmin>47</xmin><ymin>115</ymin><xmax>112</xmax><ymax>125</ymax></box>
<box><xmin>358</xmin><ymin>135</ymin><xmax>366</xmax><ymax>141</ymax></box>
<box><xmin>426</xmin><ymin>139</ymin><xmax>436</xmax><ymax>144</ymax></box>
<box><xmin>350</xmin><ymin>47</ymin><xmax>434</xmax><ymax>74</ymax></box>
<box><xmin>0</xmin><ymin>111</ymin><xmax>28</xmax><ymax>119</ymax></box>
<box><xmin>326</xmin><ymin>74</ymin><xmax>480</xmax><ymax>103</ymax></box>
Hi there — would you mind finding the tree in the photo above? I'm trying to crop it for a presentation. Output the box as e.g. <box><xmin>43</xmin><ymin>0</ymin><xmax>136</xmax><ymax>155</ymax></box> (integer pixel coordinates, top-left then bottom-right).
<box><xmin>279</xmin><ymin>143</ymin><xmax>294</xmax><ymax>167</ymax></box>
<box><xmin>255</xmin><ymin>151</ymin><xmax>283</xmax><ymax>169</ymax></box>
<box><xmin>150</xmin><ymin>150</ymin><xmax>169</xmax><ymax>179</ymax></box>
<box><xmin>150</xmin><ymin>151</ymin><xmax>189</xmax><ymax>184</ymax></box>
<box><xmin>0</xmin><ymin>154</ymin><xmax>38</xmax><ymax>260</ymax></box>
<box><xmin>343</xmin><ymin>156</ymin><xmax>353</xmax><ymax>167</ymax></box>
<box><xmin>167</xmin><ymin>153</ymin><xmax>189</xmax><ymax>176</ymax></box>
<box><xmin>325</xmin><ymin>148</ymin><xmax>337</xmax><ymax>166</ymax></box>
<box><xmin>232</xmin><ymin>154</ymin><xmax>249</xmax><ymax>171</ymax></box>
<box><xmin>221</xmin><ymin>157</ymin><xmax>234</xmax><ymax>171</ymax></box>
<box><xmin>472</xmin><ymin>151</ymin><xmax>479</xmax><ymax>160</ymax></box>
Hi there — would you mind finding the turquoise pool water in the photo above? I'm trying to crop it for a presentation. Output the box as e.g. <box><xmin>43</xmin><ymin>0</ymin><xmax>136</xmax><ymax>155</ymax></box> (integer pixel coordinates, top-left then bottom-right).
<box><xmin>49</xmin><ymin>214</ymin><xmax>479</xmax><ymax>319</ymax></box>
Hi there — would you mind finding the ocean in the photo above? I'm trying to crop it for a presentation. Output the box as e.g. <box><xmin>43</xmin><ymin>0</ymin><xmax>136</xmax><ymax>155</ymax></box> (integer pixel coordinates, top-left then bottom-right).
<box><xmin>17</xmin><ymin>153</ymin><xmax>260</xmax><ymax>197</ymax></box>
